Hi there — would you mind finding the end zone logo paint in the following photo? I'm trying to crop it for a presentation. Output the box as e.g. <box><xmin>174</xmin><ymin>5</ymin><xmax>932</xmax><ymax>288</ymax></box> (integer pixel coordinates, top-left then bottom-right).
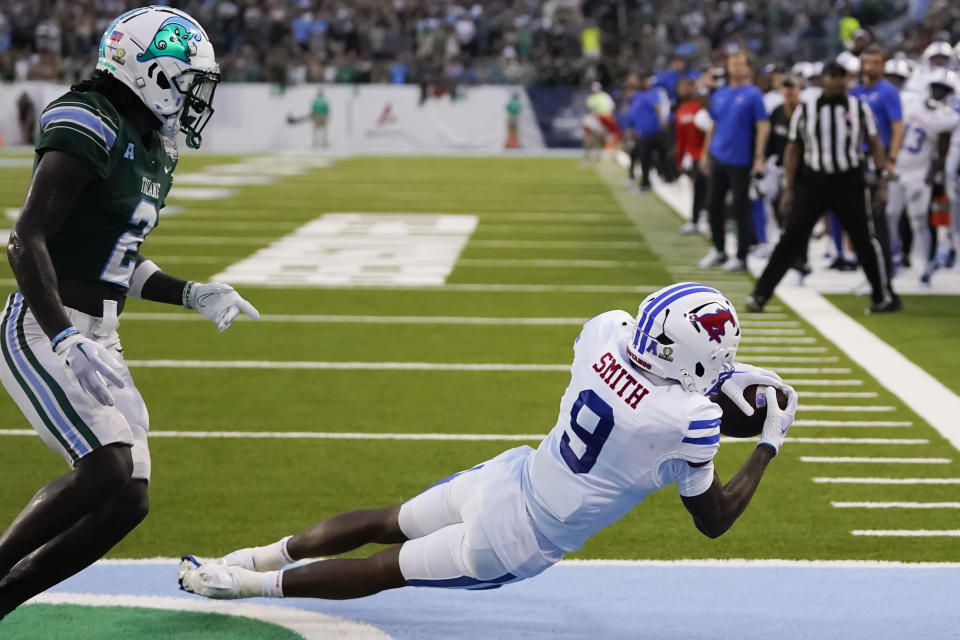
<box><xmin>691</xmin><ymin>308</ymin><xmax>737</xmax><ymax>343</ymax></box>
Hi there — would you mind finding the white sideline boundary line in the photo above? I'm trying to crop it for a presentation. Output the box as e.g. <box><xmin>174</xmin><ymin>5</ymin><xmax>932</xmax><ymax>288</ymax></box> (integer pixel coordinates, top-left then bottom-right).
<box><xmin>775</xmin><ymin>288</ymin><xmax>960</xmax><ymax>454</ymax></box>
<box><xmin>0</xmin><ymin>430</ymin><xmax>927</xmax><ymax>445</ymax></box>
<box><xmin>802</xmin><ymin>457</ymin><xmax>951</xmax><ymax>464</ymax></box>
<box><xmin>27</xmin><ymin>593</ymin><xmax>389</xmax><ymax>640</ymax></box>
<box><xmin>647</xmin><ymin>171</ymin><xmax>960</xmax><ymax>454</ymax></box>
<box><xmin>88</xmin><ymin>556</ymin><xmax>960</xmax><ymax>568</ymax></box>
<box><xmin>833</xmin><ymin>502</ymin><xmax>960</xmax><ymax>508</ymax></box>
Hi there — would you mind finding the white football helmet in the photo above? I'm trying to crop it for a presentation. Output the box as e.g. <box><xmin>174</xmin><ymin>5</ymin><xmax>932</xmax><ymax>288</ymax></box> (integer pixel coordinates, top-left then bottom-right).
<box><xmin>884</xmin><ymin>58</ymin><xmax>912</xmax><ymax>80</ymax></box>
<box><xmin>837</xmin><ymin>51</ymin><xmax>860</xmax><ymax>76</ymax></box>
<box><xmin>927</xmin><ymin>68</ymin><xmax>958</xmax><ymax>105</ymax></box>
<box><xmin>96</xmin><ymin>6</ymin><xmax>219</xmax><ymax>148</ymax></box>
<box><xmin>922</xmin><ymin>41</ymin><xmax>954</xmax><ymax>67</ymax></box>
<box><xmin>624</xmin><ymin>282</ymin><xmax>741</xmax><ymax>395</ymax></box>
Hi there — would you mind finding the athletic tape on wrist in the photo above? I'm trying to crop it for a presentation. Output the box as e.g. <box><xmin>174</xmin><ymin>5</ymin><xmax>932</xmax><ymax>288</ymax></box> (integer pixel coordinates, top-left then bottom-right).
<box><xmin>51</xmin><ymin>326</ymin><xmax>79</xmax><ymax>351</ymax></box>
<box><xmin>128</xmin><ymin>260</ymin><xmax>160</xmax><ymax>300</ymax></box>
<box><xmin>182</xmin><ymin>281</ymin><xmax>196</xmax><ymax>309</ymax></box>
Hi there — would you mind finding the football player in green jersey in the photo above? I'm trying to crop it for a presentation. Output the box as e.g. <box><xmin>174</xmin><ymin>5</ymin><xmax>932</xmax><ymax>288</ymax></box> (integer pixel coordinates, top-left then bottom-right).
<box><xmin>0</xmin><ymin>6</ymin><xmax>258</xmax><ymax>619</ymax></box>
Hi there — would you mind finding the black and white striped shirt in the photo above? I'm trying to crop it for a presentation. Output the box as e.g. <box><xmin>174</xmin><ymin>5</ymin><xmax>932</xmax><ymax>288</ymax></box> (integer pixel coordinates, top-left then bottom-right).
<box><xmin>787</xmin><ymin>94</ymin><xmax>878</xmax><ymax>174</ymax></box>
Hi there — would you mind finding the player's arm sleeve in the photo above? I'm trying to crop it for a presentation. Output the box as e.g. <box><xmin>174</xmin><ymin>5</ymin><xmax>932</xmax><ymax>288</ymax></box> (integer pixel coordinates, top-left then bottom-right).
<box><xmin>693</xmin><ymin>108</ymin><xmax>713</xmax><ymax>132</ymax></box>
<box><xmin>657</xmin><ymin>458</ymin><xmax>716</xmax><ymax>497</ymax></box>
<box><xmin>674</xmin><ymin>403</ymin><xmax>723</xmax><ymax>466</ymax></box>
<box><xmin>751</xmin><ymin>90</ymin><xmax>769</xmax><ymax>121</ymax></box>
<box><xmin>35</xmin><ymin>99</ymin><xmax>117</xmax><ymax>180</ymax></box>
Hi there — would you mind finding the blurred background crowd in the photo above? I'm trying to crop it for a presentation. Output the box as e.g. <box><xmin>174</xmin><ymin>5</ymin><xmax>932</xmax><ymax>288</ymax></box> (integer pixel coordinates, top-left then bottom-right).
<box><xmin>1</xmin><ymin>0</ymin><xmax>958</xmax><ymax>89</ymax></box>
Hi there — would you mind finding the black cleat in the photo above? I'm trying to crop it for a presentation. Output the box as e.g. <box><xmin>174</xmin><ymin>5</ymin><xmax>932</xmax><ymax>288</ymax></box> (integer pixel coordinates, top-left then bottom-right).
<box><xmin>745</xmin><ymin>294</ymin><xmax>767</xmax><ymax>313</ymax></box>
<box><xmin>867</xmin><ymin>295</ymin><xmax>902</xmax><ymax>314</ymax></box>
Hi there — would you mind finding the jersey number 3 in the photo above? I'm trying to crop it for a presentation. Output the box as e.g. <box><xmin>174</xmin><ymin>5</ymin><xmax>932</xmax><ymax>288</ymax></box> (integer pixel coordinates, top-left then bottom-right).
<box><xmin>101</xmin><ymin>199</ymin><xmax>158</xmax><ymax>287</ymax></box>
<box><xmin>560</xmin><ymin>389</ymin><xmax>615</xmax><ymax>474</ymax></box>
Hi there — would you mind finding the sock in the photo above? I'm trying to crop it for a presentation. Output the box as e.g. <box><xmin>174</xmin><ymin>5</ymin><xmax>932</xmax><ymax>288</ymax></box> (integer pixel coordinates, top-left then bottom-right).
<box><xmin>261</xmin><ymin>570</ymin><xmax>284</xmax><ymax>598</ymax></box>
<box><xmin>224</xmin><ymin>535</ymin><xmax>295</xmax><ymax>571</ymax></box>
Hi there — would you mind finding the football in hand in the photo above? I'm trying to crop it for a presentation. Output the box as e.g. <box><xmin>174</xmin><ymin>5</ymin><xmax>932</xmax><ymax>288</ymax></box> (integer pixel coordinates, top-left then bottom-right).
<box><xmin>709</xmin><ymin>385</ymin><xmax>789</xmax><ymax>438</ymax></box>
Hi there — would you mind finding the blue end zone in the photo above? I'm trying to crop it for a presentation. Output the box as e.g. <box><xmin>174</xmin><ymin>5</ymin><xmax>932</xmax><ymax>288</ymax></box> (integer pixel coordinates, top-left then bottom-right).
<box><xmin>44</xmin><ymin>561</ymin><xmax>960</xmax><ymax>639</ymax></box>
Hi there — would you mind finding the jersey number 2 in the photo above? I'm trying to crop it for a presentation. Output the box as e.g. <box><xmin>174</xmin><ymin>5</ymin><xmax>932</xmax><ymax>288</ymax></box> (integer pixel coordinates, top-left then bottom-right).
<box><xmin>560</xmin><ymin>389</ymin><xmax>615</xmax><ymax>474</ymax></box>
<box><xmin>101</xmin><ymin>199</ymin><xmax>158</xmax><ymax>287</ymax></box>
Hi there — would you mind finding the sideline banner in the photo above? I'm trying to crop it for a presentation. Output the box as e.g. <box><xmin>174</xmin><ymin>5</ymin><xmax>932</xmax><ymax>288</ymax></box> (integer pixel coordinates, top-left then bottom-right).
<box><xmin>0</xmin><ymin>82</ymin><xmax>545</xmax><ymax>153</ymax></box>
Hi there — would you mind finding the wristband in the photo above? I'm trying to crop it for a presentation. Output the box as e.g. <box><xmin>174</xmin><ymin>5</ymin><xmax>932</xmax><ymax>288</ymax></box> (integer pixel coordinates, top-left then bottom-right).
<box><xmin>757</xmin><ymin>442</ymin><xmax>778</xmax><ymax>456</ymax></box>
<box><xmin>51</xmin><ymin>326</ymin><xmax>79</xmax><ymax>351</ymax></box>
<box><xmin>182</xmin><ymin>281</ymin><xmax>196</xmax><ymax>309</ymax></box>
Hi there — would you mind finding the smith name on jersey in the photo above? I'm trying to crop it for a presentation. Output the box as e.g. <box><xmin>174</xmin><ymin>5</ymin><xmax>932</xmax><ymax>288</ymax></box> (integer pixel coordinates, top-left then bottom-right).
<box><xmin>35</xmin><ymin>89</ymin><xmax>178</xmax><ymax>290</ymax></box>
<box><xmin>519</xmin><ymin>310</ymin><xmax>722</xmax><ymax>557</ymax></box>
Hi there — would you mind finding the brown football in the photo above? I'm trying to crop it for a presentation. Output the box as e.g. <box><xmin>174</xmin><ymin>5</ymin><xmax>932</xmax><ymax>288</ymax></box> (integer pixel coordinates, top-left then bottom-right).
<box><xmin>709</xmin><ymin>385</ymin><xmax>789</xmax><ymax>438</ymax></box>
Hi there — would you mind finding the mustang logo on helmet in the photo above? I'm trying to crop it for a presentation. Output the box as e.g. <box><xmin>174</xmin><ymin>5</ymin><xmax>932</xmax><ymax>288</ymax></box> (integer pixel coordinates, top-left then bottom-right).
<box><xmin>136</xmin><ymin>21</ymin><xmax>195</xmax><ymax>64</ymax></box>
<box><xmin>691</xmin><ymin>308</ymin><xmax>737</xmax><ymax>343</ymax></box>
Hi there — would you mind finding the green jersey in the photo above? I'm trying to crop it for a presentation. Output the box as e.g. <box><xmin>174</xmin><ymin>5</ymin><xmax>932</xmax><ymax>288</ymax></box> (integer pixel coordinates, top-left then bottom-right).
<box><xmin>312</xmin><ymin>95</ymin><xmax>329</xmax><ymax>117</ymax></box>
<box><xmin>35</xmin><ymin>89</ymin><xmax>177</xmax><ymax>291</ymax></box>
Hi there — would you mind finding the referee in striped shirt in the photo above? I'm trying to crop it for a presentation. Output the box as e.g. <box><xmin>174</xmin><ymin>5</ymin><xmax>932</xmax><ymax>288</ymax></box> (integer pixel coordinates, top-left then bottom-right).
<box><xmin>747</xmin><ymin>61</ymin><xmax>901</xmax><ymax>314</ymax></box>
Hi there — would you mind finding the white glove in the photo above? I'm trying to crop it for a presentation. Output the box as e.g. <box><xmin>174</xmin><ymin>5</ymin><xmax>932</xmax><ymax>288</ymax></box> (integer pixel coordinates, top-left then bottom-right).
<box><xmin>720</xmin><ymin>362</ymin><xmax>784</xmax><ymax>416</ymax></box>
<box><xmin>758</xmin><ymin>384</ymin><xmax>798</xmax><ymax>456</ymax></box>
<box><xmin>54</xmin><ymin>330</ymin><xmax>125</xmax><ymax>406</ymax></box>
<box><xmin>184</xmin><ymin>282</ymin><xmax>260</xmax><ymax>332</ymax></box>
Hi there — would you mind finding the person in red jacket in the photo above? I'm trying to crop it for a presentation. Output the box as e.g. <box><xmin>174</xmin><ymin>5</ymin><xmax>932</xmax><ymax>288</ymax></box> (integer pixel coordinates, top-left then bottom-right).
<box><xmin>674</xmin><ymin>77</ymin><xmax>712</xmax><ymax>234</ymax></box>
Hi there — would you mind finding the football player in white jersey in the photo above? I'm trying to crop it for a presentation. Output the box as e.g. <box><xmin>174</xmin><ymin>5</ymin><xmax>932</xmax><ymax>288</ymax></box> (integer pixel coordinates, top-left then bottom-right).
<box><xmin>886</xmin><ymin>69</ymin><xmax>960</xmax><ymax>284</ymax></box>
<box><xmin>904</xmin><ymin>41</ymin><xmax>956</xmax><ymax>96</ymax></box>
<box><xmin>179</xmin><ymin>283</ymin><xmax>797</xmax><ymax>601</ymax></box>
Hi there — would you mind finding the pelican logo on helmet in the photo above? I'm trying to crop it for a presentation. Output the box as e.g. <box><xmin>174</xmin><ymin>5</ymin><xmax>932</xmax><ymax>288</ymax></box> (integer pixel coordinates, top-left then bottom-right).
<box><xmin>136</xmin><ymin>18</ymin><xmax>198</xmax><ymax>64</ymax></box>
<box><xmin>691</xmin><ymin>307</ymin><xmax>737</xmax><ymax>344</ymax></box>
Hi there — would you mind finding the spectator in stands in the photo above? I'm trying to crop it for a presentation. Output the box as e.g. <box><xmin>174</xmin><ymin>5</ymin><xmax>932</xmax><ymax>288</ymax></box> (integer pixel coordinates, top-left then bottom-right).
<box><xmin>699</xmin><ymin>50</ymin><xmax>770</xmax><ymax>272</ymax></box>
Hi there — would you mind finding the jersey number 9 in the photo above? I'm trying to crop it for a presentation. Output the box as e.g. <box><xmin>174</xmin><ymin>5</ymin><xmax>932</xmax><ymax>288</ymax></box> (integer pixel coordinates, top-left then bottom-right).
<box><xmin>560</xmin><ymin>389</ymin><xmax>615</xmax><ymax>474</ymax></box>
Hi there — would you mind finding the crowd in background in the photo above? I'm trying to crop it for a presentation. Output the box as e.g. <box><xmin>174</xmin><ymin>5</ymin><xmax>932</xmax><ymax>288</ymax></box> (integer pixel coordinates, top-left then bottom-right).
<box><xmin>1</xmin><ymin>0</ymin><xmax>958</xmax><ymax>89</ymax></box>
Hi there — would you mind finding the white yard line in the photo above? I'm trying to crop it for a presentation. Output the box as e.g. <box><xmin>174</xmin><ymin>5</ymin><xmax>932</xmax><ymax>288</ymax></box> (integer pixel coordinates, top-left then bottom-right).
<box><xmin>803</xmin><ymin>457</ymin><xmax>950</xmax><ymax>464</ymax></box>
<box><xmin>798</xmin><ymin>404</ymin><xmax>893</xmax><ymax>412</ymax></box>
<box><xmin>233</xmin><ymin>283</ymin><xmax>662</xmax><ymax>293</ymax></box>
<box><xmin>814</xmin><ymin>477</ymin><xmax>960</xmax><ymax>484</ymax></box>
<box><xmin>851</xmin><ymin>530</ymin><xmax>960</xmax><ymax>537</ymax></box>
<box><xmin>791</xmin><ymin>420</ymin><xmax>911</xmax><ymax>427</ymax></box>
<box><xmin>739</xmin><ymin>320</ymin><xmax>800</xmax><ymax>326</ymax></box>
<box><xmin>782</xmin><ymin>379</ymin><xmax>863</xmax><ymax>386</ymax></box>
<box><xmin>740</xmin><ymin>329</ymin><xmax>807</xmax><ymax>335</ymax></box>
<box><xmin>742</xmin><ymin>337</ymin><xmax>817</xmax><ymax>344</ymax></box>
<box><xmin>740</xmin><ymin>356</ymin><xmax>839</xmax><ymax>363</ymax></box>
<box><xmin>796</xmin><ymin>392</ymin><xmax>878</xmax><ymax>398</ymax></box>
<box><xmin>833</xmin><ymin>502</ymin><xmax>960</xmax><ymax>508</ymax></box>
<box><xmin>0</xmin><ymin>429</ymin><xmax>928</xmax><ymax>445</ymax></box>
<box><xmin>124</xmin><ymin>360</ymin><xmax>571</xmax><ymax>371</ymax></box>
<box><xmin>774</xmin><ymin>368</ymin><xmax>851</xmax><ymax>374</ymax></box>
<box><xmin>457</xmin><ymin>258</ymin><xmax>656</xmax><ymax>268</ymax></box>
<box><xmin>739</xmin><ymin>346</ymin><xmax>827</xmax><ymax>353</ymax></box>
<box><xmin>120</xmin><ymin>313</ymin><xmax>588</xmax><ymax>326</ymax></box>
<box><xmin>469</xmin><ymin>240</ymin><xmax>644</xmax><ymax>249</ymax></box>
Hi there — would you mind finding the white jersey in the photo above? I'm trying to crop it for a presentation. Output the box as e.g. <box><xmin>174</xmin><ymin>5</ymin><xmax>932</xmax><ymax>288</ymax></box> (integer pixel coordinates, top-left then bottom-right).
<box><xmin>897</xmin><ymin>92</ymin><xmax>960</xmax><ymax>174</ymax></box>
<box><xmin>522</xmin><ymin>311</ymin><xmax>721</xmax><ymax>554</ymax></box>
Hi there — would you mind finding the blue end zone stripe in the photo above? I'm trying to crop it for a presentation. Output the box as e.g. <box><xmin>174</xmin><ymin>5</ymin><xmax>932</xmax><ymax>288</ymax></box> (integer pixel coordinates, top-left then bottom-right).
<box><xmin>682</xmin><ymin>433</ymin><xmax>721</xmax><ymax>446</ymax></box>
<box><xmin>407</xmin><ymin>572</ymin><xmax>517</xmax><ymax>589</ymax></box>
<box><xmin>688</xmin><ymin>418</ymin><xmax>722</xmax><ymax>430</ymax></box>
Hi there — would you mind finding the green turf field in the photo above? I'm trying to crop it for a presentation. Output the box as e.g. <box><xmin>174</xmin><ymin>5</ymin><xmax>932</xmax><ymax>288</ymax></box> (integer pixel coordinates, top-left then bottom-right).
<box><xmin>0</xmin><ymin>152</ymin><xmax>957</xmax><ymax>568</ymax></box>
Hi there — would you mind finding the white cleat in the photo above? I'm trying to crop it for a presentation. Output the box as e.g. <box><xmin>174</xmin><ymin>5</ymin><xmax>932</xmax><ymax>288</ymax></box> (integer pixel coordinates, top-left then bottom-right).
<box><xmin>698</xmin><ymin>248</ymin><xmax>726</xmax><ymax>269</ymax></box>
<box><xmin>721</xmin><ymin>257</ymin><xmax>747</xmax><ymax>272</ymax></box>
<box><xmin>679</xmin><ymin>221</ymin><xmax>698</xmax><ymax>235</ymax></box>
<box><xmin>179</xmin><ymin>555</ymin><xmax>259</xmax><ymax>600</ymax></box>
